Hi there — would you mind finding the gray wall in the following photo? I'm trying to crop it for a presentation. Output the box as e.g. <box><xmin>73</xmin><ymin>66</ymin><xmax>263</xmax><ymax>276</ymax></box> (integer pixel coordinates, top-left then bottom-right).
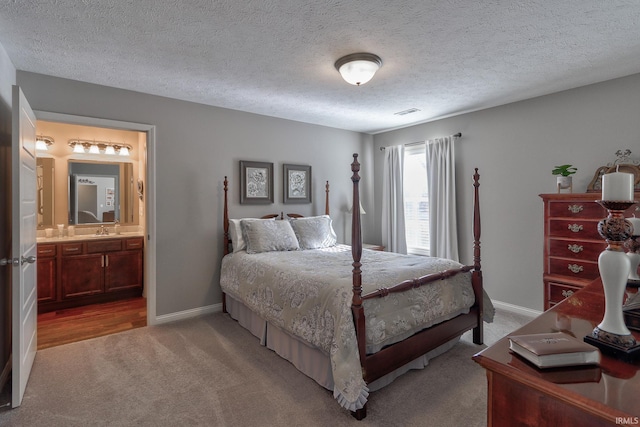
<box><xmin>373</xmin><ymin>73</ymin><xmax>640</xmax><ymax>312</ymax></box>
<box><xmin>9</xmin><ymin>55</ymin><xmax>640</xmax><ymax>317</ymax></box>
<box><xmin>0</xmin><ymin>42</ymin><xmax>16</xmax><ymax>386</ymax></box>
<box><xmin>16</xmin><ymin>71</ymin><xmax>369</xmax><ymax>317</ymax></box>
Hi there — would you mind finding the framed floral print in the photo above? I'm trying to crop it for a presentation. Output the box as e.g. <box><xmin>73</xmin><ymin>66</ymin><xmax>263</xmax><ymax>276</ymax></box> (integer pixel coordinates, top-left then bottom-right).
<box><xmin>283</xmin><ymin>164</ymin><xmax>311</xmax><ymax>204</ymax></box>
<box><xmin>240</xmin><ymin>160</ymin><xmax>274</xmax><ymax>204</ymax></box>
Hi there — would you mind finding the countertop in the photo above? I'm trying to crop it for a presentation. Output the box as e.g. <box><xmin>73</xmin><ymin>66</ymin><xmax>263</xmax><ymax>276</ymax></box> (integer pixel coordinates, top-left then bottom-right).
<box><xmin>37</xmin><ymin>231</ymin><xmax>144</xmax><ymax>243</ymax></box>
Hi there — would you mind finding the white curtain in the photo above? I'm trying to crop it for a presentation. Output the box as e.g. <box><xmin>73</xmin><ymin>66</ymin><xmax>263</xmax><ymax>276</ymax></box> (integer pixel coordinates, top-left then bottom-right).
<box><xmin>425</xmin><ymin>135</ymin><xmax>459</xmax><ymax>261</ymax></box>
<box><xmin>382</xmin><ymin>145</ymin><xmax>407</xmax><ymax>254</ymax></box>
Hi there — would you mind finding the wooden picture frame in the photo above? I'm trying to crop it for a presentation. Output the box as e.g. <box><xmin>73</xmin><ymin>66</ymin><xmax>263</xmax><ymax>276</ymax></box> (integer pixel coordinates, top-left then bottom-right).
<box><xmin>240</xmin><ymin>160</ymin><xmax>274</xmax><ymax>204</ymax></box>
<box><xmin>283</xmin><ymin>164</ymin><xmax>311</xmax><ymax>204</ymax></box>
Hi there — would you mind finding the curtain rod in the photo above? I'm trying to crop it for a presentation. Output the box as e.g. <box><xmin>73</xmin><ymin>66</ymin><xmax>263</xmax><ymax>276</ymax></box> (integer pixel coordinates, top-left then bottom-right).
<box><xmin>379</xmin><ymin>132</ymin><xmax>461</xmax><ymax>151</ymax></box>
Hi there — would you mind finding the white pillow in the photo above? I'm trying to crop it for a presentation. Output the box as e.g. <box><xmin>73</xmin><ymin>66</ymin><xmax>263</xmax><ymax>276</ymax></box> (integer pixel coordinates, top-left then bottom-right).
<box><xmin>289</xmin><ymin>215</ymin><xmax>337</xmax><ymax>249</ymax></box>
<box><xmin>228</xmin><ymin>218</ymin><xmax>274</xmax><ymax>253</ymax></box>
<box><xmin>241</xmin><ymin>219</ymin><xmax>300</xmax><ymax>254</ymax></box>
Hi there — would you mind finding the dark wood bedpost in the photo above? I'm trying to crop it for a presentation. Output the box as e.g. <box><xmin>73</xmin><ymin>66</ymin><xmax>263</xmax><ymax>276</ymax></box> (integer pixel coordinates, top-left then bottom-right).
<box><xmin>325</xmin><ymin>180</ymin><xmax>330</xmax><ymax>216</ymax></box>
<box><xmin>223</xmin><ymin>176</ymin><xmax>229</xmax><ymax>313</ymax></box>
<box><xmin>223</xmin><ymin>176</ymin><xmax>230</xmax><ymax>256</ymax></box>
<box><xmin>350</xmin><ymin>154</ymin><xmax>367</xmax><ymax>420</ymax></box>
<box><xmin>472</xmin><ymin>168</ymin><xmax>483</xmax><ymax>344</ymax></box>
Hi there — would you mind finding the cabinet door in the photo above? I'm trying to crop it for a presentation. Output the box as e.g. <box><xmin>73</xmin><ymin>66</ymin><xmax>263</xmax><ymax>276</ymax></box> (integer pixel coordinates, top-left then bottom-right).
<box><xmin>105</xmin><ymin>250</ymin><xmax>143</xmax><ymax>292</ymax></box>
<box><xmin>61</xmin><ymin>254</ymin><xmax>104</xmax><ymax>298</ymax></box>
<box><xmin>37</xmin><ymin>257</ymin><xmax>56</xmax><ymax>303</ymax></box>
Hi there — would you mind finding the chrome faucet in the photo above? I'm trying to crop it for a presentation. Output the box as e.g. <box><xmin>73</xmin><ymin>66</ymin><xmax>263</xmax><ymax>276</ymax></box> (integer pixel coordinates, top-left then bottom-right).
<box><xmin>96</xmin><ymin>225</ymin><xmax>109</xmax><ymax>235</ymax></box>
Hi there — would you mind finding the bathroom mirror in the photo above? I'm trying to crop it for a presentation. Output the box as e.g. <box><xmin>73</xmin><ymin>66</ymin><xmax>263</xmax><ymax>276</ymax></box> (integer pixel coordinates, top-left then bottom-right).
<box><xmin>67</xmin><ymin>160</ymin><xmax>135</xmax><ymax>225</ymax></box>
<box><xmin>37</xmin><ymin>158</ymin><xmax>55</xmax><ymax>228</ymax></box>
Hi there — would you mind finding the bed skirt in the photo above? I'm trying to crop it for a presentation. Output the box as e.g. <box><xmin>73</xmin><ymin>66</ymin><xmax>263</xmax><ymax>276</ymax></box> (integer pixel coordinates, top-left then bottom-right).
<box><xmin>225</xmin><ymin>295</ymin><xmax>460</xmax><ymax>395</ymax></box>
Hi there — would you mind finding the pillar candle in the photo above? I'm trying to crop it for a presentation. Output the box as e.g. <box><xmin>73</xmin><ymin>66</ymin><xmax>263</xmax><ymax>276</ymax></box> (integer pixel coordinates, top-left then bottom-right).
<box><xmin>628</xmin><ymin>217</ymin><xmax>640</xmax><ymax>236</ymax></box>
<box><xmin>602</xmin><ymin>172</ymin><xmax>634</xmax><ymax>201</ymax></box>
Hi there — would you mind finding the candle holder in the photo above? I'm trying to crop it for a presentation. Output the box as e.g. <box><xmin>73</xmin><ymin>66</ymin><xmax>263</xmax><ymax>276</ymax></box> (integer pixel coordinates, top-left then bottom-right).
<box><xmin>584</xmin><ymin>200</ymin><xmax>640</xmax><ymax>362</ymax></box>
<box><xmin>626</xmin><ymin>233</ymin><xmax>640</xmax><ymax>286</ymax></box>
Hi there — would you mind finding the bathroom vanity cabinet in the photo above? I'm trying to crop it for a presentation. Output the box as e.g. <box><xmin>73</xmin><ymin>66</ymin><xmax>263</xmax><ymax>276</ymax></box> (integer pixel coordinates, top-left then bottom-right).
<box><xmin>37</xmin><ymin>236</ymin><xmax>144</xmax><ymax>313</ymax></box>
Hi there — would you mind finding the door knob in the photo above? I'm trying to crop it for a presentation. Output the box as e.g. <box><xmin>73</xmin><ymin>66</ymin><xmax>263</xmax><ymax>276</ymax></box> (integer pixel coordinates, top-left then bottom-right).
<box><xmin>0</xmin><ymin>257</ymin><xmax>20</xmax><ymax>266</ymax></box>
<box><xmin>21</xmin><ymin>255</ymin><xmax>36</xmax><ymax>265</ymax></box>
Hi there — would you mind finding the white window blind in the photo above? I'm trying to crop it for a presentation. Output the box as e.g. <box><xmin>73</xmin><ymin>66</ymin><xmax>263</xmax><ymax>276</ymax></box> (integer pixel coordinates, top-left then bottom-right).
<box><xmin>403</xmin><ymin>144</ymin><xmax>430</xmax><ymax>256</ymax></box>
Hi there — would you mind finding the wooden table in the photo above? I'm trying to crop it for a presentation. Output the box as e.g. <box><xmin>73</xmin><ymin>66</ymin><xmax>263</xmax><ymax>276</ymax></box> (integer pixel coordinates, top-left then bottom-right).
<box><xmin>473</xmin><ymin>278</ymin><xmax>640</xmax><ymax>426</ymax></box>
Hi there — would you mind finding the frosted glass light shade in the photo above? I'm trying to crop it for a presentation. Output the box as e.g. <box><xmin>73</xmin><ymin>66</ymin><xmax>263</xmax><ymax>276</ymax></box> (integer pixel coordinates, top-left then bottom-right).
<box><xmin>73</xmin><ymin>143</ymin><xmax>85</xmax><ymax>153</ymax></box>
<box><xmin>88</xmin><ymin>144</ymin><xmax>100</xmax><ymax>154</ymax></box>
<box><xmin>119</xmin><ymin>146</ymin><xmax>130</xmax><ymax>156</ymax></box>
<box><xmin>35</xmin><ymin>139</ymin><xmax>49</xmax><ymax>150</ymax></box>
<box><xmin>335</xmin><ymin>53</ymin><xmax>382</xmax><ymax>86</ymax></box>
<box><xmin>104</xmin><ymin>145</ymin><xmax>116</xmax><ymax>155</ymax></box>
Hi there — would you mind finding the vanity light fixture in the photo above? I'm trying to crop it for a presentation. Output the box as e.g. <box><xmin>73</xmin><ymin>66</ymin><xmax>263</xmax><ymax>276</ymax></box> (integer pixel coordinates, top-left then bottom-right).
<box><xmin>68</xmin><ymin>139</ymin><xmax>133</xmax><ymax>157</ymax></box>
<box><xmin>35</xmin><ymin>135</ymin><xmax>54</xmax><ymax>151</ymax></box>
<box><xmin>334</xmin><ymin>53</ymin><xmax>382</xmax><ymax>86</ymax></box>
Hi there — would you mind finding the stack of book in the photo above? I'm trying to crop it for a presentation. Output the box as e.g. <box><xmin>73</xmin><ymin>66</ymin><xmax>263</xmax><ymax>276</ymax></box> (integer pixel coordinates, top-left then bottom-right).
<box><xmin>508</xmin><ymin>331</ymin><xmax>600</xmax><ymax>369</ymax></box>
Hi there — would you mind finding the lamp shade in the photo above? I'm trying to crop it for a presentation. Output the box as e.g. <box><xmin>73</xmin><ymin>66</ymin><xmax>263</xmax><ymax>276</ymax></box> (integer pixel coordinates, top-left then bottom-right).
<box><xmin>335</xmin><ymin>53</ymin><xmax>382</xmax><ymax>86</ymax></box>
<box><xmin>347</xmin><ymin>201</ymin><xmax>366</xmax><ymax>215</ymax></box>
<box><xmin>35</xmin><ymin>139</ymin><xmax>49</xmax><ymax>151</ymax></box>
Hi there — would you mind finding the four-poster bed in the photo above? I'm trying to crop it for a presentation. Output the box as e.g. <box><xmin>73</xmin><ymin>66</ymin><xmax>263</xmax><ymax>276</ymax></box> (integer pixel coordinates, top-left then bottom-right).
<box><xmin>219</xmin><ymin>153</ymin><xmax>487</xmax><ymax>420</ymax></box>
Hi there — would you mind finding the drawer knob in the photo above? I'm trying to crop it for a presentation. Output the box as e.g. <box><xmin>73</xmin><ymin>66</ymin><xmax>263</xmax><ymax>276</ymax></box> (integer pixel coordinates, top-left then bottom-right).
<box><xmin>568</xmin><ymin>264</ymin><xmax>584</xmax><ymax>274</ymax></box>
<box><xmin>567</xmin><ymin>205</ymin><xmax>584</xmax><ymax>214</ymax></box>
<box><xmin>568</xmin><ymin>244</ymin><xmax>584</xmax><ymax>253</ymax></box>
<box><xmin>568</xmin><ymin>224</ymin><xmax>584</xmax><ymax>233</ymax></box>
<box><xmin>562</xmin><ymin>289</ymin><xmax>574</xmax><ymax>298</ymax></box>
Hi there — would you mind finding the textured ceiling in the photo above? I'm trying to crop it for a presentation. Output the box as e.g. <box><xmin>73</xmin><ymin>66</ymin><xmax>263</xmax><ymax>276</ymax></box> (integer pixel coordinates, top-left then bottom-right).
<box><xmin>1</xmin><ymin>1</ymin><xmax>640</xmax><ymax>134</ymax></box>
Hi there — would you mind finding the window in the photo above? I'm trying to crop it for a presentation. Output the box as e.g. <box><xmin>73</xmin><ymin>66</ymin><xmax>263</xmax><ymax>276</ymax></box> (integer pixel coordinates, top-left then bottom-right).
<box><xmin>403</xmin><ymin>144</ymin><xmax>429</xmax><ymax>256</ymax></box>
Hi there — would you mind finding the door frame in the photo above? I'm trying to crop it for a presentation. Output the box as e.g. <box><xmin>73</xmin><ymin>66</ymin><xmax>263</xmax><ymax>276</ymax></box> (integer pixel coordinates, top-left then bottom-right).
<box><xmin>34</xmin><ymin>111</ymin><xmax>158</xmax><ymax>325</ymax></box>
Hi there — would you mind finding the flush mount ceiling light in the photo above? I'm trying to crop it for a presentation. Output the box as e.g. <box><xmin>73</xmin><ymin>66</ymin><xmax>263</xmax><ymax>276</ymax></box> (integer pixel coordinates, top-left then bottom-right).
<box><xmin>334</xmin><ymin>53</ymin><xmax>382</xmax><ymax>86</ymax></box>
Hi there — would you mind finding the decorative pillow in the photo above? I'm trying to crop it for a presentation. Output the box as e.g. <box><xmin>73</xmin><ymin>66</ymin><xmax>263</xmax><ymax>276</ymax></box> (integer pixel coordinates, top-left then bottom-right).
<box><xmin>289</xmin><ymin>215</ymin><xmax>337</xmax><ymax>249</ymax></box>
<box><xmin>241</xmin><ymin>219</ymin><xmax>300</xmax><ymax>254</ymax></box>
<box><xmin>229</xmin><ymin>218</ymin><xmax>274</xmax><ymax>253</ymax></box>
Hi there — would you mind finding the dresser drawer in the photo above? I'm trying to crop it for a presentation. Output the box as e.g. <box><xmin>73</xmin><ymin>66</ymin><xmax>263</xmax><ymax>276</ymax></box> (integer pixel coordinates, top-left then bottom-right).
<box><xmin>548</xmin><ymin>201</ymin><xmax>605</xmax><ymax>219</ymax></box>
<box><xmin>548</xmin><ymin>239</ymin><xmax>606</xmax><ymax>260</ymax></box>
<box><xmin>61</xmin><ymin>242</ymin><xmax>84</xmax><ymax>256</ymax></box>
<box><xmin>549</xmin><ymin>219</ymin><xmax>601</xmax><ymax>240</ymax></box>
<box><xmin>548</xmin><ymin>257</ymin><xmax>599</xmax><ymax>280</ymax></box>
<box><xmin>125</xmin><ymin>237</ymin><xmax>144</xmax><ymax>250</ymax></box>
<box><xmin>37</xmin><ymin>244</ymin><xmax>57</xmax><ymax>257</ymax></box>
<box><xmin>547</xmin><ymin>282</ymin><xmax>582</xmax><ymax>305</ymax></box>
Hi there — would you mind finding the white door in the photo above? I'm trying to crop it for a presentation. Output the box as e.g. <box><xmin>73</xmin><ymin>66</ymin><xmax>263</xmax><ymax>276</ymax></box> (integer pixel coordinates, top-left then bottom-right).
<box><xmin>11</xmin><ymin>86</ymin><xmax>38</xmax><ymax>407</ymax></box>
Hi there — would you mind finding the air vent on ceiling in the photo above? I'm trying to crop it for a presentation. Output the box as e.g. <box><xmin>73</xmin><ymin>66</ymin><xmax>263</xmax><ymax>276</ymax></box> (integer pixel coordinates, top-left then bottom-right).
<box><xmin>394</xmin><ymin>108</ymin><xmax>421</xmax><ymax>116</ymax></box>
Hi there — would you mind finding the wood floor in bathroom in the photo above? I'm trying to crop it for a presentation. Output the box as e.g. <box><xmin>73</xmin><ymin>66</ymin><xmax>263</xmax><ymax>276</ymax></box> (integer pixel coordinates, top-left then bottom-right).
<box><xmin>37</xmin><ymin>297</ymin><xmax>147</xmax><ymax>350</ymax></box>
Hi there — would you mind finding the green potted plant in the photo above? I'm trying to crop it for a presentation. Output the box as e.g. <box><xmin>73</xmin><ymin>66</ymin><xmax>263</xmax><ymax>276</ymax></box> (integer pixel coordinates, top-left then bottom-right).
<box><xmin>552</xmin><ymin>164</ymin><xmax>577</xmax><ymax>191</ymax></box>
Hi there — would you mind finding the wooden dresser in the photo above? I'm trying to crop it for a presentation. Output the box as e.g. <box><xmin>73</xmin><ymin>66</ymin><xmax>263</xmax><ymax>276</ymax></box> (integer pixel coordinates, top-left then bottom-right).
<box><xmin>473</xmin><ymin>278</ymin><xmax>640</xmax><ymax>426</ymax></box>
<box><xmin>540</xmin><ymin>193</ymin><xmax>640</xmax><ymax>310</ymax></box>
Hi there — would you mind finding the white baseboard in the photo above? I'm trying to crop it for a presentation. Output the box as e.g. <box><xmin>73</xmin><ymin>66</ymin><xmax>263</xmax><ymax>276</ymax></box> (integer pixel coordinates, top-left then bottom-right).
<box><xmin>492</xmin><ymin>300</ymin><xmax>542</xmax><ymax>319</ymax></box>
<box><xmin>153</xmin><ymin>303</ymin><xmax>223</xmax><ymax>325</ymax></box>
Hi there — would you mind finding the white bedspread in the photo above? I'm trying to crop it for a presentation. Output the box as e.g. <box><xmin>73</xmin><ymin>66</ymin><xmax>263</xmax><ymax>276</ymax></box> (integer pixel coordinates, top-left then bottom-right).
<box><xmin>219</xmin><ymin>245</ymin><xmax>477</xmax><ymax>410</ymax></box>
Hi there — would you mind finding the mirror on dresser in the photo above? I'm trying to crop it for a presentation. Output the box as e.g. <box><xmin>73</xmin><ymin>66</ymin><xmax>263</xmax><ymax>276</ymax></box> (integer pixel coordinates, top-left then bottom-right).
<box><xmin>67</xmin><ymin>160</ymin><xmax>135</xmax><ymax>225</ymax></box>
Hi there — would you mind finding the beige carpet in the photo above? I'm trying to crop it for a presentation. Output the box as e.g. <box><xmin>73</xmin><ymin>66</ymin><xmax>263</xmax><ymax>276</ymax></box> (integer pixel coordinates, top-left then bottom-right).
<box><xmin>0</xmin><ymin>308</ymin><xmax>531</xmax><ymax>427</ymax></box>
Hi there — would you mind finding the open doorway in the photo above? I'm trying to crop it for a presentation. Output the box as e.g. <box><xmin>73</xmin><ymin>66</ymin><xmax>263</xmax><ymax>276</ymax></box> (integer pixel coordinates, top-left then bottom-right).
<box><xmin>33</xmin><ymin>115</ymin><xmax>156</xmax><ymax>349</ymax></box>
